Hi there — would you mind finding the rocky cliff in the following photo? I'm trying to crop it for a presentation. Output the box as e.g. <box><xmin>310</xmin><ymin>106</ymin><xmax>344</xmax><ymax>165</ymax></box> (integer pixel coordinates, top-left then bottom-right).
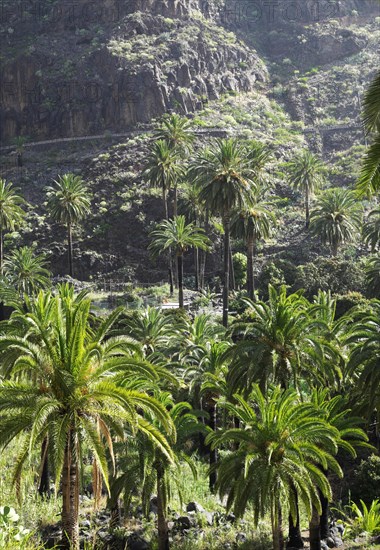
<box><xmin>0</xmin><ymin>0</ymin><xmax>266</xmax><ymax>142</ymax></box>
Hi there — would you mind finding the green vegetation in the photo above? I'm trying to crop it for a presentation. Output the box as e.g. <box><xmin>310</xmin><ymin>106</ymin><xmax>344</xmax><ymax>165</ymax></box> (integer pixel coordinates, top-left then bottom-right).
<box><xmin>1</xmin><ymin>6</ymin><xmax>380</xmax><ymax>550</ymax></box>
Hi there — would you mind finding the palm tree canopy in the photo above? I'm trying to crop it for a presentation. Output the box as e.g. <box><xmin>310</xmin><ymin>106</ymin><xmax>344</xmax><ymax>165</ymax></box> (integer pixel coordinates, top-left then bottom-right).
<box><xmin>362</xmin><ymin>69</ymin><xmax>380</xmax><ymax>133</ymax></box>
<box><xmin>0</xmin><ymin>286</ymin><xmax>175</xmax><ymax>493</ymax></box>
<box><xmin>178</xmin><ymin>184</ymin><xmax>203</xmax><ymax>222</ymax></box>
<box><xmin>228</xmin><ymin>285</ymin><xmax>341</xmax><ymax>393</ymax></box>
<box><xmin>230</xmin><ymin>200</ymin><xmax>275</xmax><ymax>242</ymax></box>
<box><xmin>149</xmin><ymin>215</ymin><xmax>210</xmax><ymax>257</ymax></box>
<box><xmin>287</xmin><ymin>150</ymin><xmax>325</xmax><ymax>195</ymax></box>
<box><xmin>363</xmin><ymin>207</ymin><xmax>380</xmax><ymax>251</ymax></box>
<box><xmin>3</xmin><ymin>246</ymin><xmax>51</xmax><ymax>296</ymax></box>
<box><xmin>46</xmin><ymin>173</ymin><xmax>91</xmax><ymax>226</ymax></box>
<box><xmin>357</xmin><ymin>69</ymin><xmax>380</xmax><ymax>197</ymax></box>
<box><xmin>144</xmin><ymin>140</ymin><xmax>184</xmax><ymax>192</ymax></box>
<box><xmin>207</xmin><ymin>385</ymin><xmax>342</xmax><ymax>526</ymax></box>
<box><xmin>153</xmin><ymin>113</ymin><xmax>194</xmax><ymax>154</ymax></box>
<box><xmin>0</xmin><ymin>179</ymin><xmax>26</xmax><ymax>231</ymax></box>
<box><xmin>357</xmin><ymin>135</ymin><xmax>380</xmax><ymax>197</ymax></box>
<box><xmin>189</xmin><ymin>138</ymin><xmax>257</xmax><ymax>218</ymax></box>
<box><xmin>246</xmin><ymin>141</ymin><xmax>273</xmax><ymax>185</ymax></box>
<box><xmin>346</xmin><ymin>301</ymin><xmax>380</xmax><ymax>419</ymax></box>
<box><xmin>309</xmin><ymin>188</ymin><xmax>362</xmax><ymax>251</ymax></box>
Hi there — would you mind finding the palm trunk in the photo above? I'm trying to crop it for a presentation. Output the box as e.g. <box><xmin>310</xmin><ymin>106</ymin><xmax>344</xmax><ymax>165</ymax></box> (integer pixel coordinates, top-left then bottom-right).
<box><xmin>305</xmin><ymin>187</ymin><xmax>310</xmax><ymax>229</ymax></box>
<box><xmin>287</xmin><ymin>492</ymin><xmax>303</xmax><ymax>549</ymax></box>
<box><xmin>162</xmin><ymin>188</ymin><xmax>174</xmax><ymax>294</ymax></box>
<box><xmin>200</xmin><ymin>209</ymin><xmax>209</xmax><ymax>289</ymax></box>
<box><xmin>332</xmin><ymin>241</ymin><xmax>338</xmax><ymax>257</ymax></box>
<box><xmin>309</xmin><ymin>506</ymin><xmax>321</xmax><ymax>550</ymax></box>
<box><xmin>272</xmin><ymin>500</ymin><xmax>284</xmax><ymax>550</ymax></box>
<box><xmin>173</xmin><ymin>186</ymin><xmax>178</xmax><ymax>217</ymax></box>
<box><xmin>194</xmin><ymin>247</ymin><xmax>199</xmax><ymax>291</ymax></box>
<box><xmin>229</xmin><ymin>243</ymin><xmax>235</xmax><ymax>290</ymax></box>
<box><xmin>209</xmin><ymin>400</ymin><xmax>217</xmax><ymax>493</ymax></box>
<box><xmin>178</xmin><ymin>253</ymin><xmax>184</xmax><ymax>308</ymax></box>
<box><xmin>61</xmin><ymin>433</ymin><xmax>79</xmax><ymax>550</ymax></box>
<box><xmin>38</xmin><ymin>437</ymin><xmax>50</xmax><ymax>497</ymax></box>
<box><xmin>67</xmin><ymin>222</ymin><xmax>74</xmax><ymax>278</ymax></box>
<box><xmin>247</xmin><ymin>236</ymin><xmax>256</xmax><ymax>301</ymax></box>
<box><xmin>156</xmin><ymin>462</ymin><xmax>169</xmax><ymax>550</ymax></box>
<box><xmin>222</xmin><ymin>216</ymin><xmax>230</xmax><ymax>328</ymax></box>
<box><xmin>320</xmin><ymin>492</ymin><xmax>329</xmax><ymax>540</ymax></box>
<box><xmin>163</xmin><ymin>187</ymin><xmax>169</xmax><ymax>220</ymax></box>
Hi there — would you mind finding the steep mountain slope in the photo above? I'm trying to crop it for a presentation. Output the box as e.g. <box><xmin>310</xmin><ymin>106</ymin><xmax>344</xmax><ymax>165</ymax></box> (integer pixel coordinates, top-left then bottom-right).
<box><xmin>0</xmin><ymin>0</ymin><xmax>379</xmax><ymax>282</ymax></box>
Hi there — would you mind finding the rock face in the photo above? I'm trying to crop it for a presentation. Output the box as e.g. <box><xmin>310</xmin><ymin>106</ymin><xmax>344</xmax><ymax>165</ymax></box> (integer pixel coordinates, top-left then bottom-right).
<box><xmin>0</xmin><ymin>0</ymin><xmax>266</xmax><ymax>143</ymax></box>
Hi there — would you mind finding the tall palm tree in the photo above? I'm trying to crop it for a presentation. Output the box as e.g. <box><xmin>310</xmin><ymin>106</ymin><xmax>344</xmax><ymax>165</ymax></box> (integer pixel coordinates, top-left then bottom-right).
<box><xmin>309</xmin><ymin>188</ymin><xmax>362</xmax><ymax>256</ymax></box>
<box><xmin>46</xmin><ymin>173</ymin><xmax>91</xmax><ymax>278</ymax></box>
<box><xmin>179</xmin><ymin>184</ymin><xmax>205</xmax><ymax>289</ymax></box>
<box><xmin>0</xmin><ymin>179</ymin><xmax>26</xmax><ymax>274</ymax></box>
<box><xmin>357</xmin><ymin>69</ymin><xmax>380</xmax><ymax>197</ymax></box>
<box><xmin>287</xmin><ymin>150</ymin><xmax>325</xmax><ymax>228</ymax></box>
<box><xmin>230</xmin><ymin>195</ymin><xmax>275</xmax><ymax>300</ymax></box>
<box><xmin>3</xmin><ymin>246</ymin><xmax>51</xmax><ymax>296</ymax></box>
<box><xmin>149</xmin><ymin>216</ymin><xmax>210</xmax><ymax>308</ymax></box>
<box><xmin>144</xmin><ymin>140</ymin><xmax>184</xmax><ymax>220</ymax></box>
<box><xmin>0</xmin><ymin>286</ymin><xmax>174</xmax><ymax>550</ymax></box>
<box><xmin>207</xmin><ymin>386</ymin><xmax>343</xmax><ymax>550</ymax></box>
<box><xmin>190</xmin><ymin>138</ymin><xmax>257</xmax><ymax>326</ymax></box>
<box><xmin>184</xmin><ymin>339</ymin><xmax>231</xmax><ymax>491</ymax></box>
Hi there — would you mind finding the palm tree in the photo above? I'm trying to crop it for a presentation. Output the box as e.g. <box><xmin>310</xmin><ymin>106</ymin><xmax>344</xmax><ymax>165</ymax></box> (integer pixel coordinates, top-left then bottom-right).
<box><xmin>46</xmin><ymin>173</ymin><xmax>91</xmax><ymax>278</ymax></box>
<box><xmin>149</xmin><ymin>216</ymin><xmax>210</xmax><ymax>308</ymax></box>
<box><xmin>3</xmin><ymin>246</ymin><xmax>51</xmax><ymax>296</ymax></box>
<box><xmin>184</xmin><ymin>339</ymin><xmax>231</xmax><ymax>491</ymax></box>
<box><xmin>154</xmin><ymin>113</ymin><xmax>194</xmax><ymax>156</ymax></box>
<box><xmin>363</xmin><ymin>207</ymin><xmax>380</xmax><ymax>251</ymax></box>
<box><xmin>228</xmin><ymin>285</ymin><xmax>341</xmax><ymax>394</ymax></box>
<box><xmin>190</xmin><ymin>138</ymin><xmax>257</xmax><ymax>326</ymax></box>
<box><xmin>309</xmin><ymin>389</ymin><xmax>369</xmax><ymax>546</ymax></box>
<box><xmin>309</xmin><ymin>188</ymin><xmax>362</xmax><ymax>256</ymax></box>
<box><xmin>0</xmin><ymin>179</ymin><xmax>26</xmax><ymax>274</ymax></box>
<box><xmin>0</xmin><ymin>286</ymin><xmax>174</xmax><ymax>550</ymax></box>
<box><xmin>287</xmin><ymin>150</ymin><xmax>325</xmax><ymax>228</ymax></box>
<box><xmin>109</xmin><ymin>394</ymin><xmax>202</xmax><ymax>550</ymax></box>
<box><xmin>179</xmin><ymin>184</ymin><xmax>205</xmax><ymax>289</ymax></box>
<box><xmin>144</xmin><ymin>140</ymin><xmax>184</xmax><ymax>220</ymax></box>
<box><xmin>122</xmin><ymin>306</ymin><xmax>179</xmax><ymax>358</ymax></box>
<box><xmin>357</xmin><ymin>69</ymin><xmax>380</xmax><ymax>197</ymax></box>
<box><xmin>230</xmin><ymin>195</ymin><xmax>275</xmax><ymax>300</ymax></box>
<box><xmin>207</xmin><ymin>386</ymin><xmax>343</xmax><ymax>550</ymax></box>
<box><xmin>246</xmin><ymin>140</ymin><xmax>273</xmax><ymax>180</ymax></box>
<box><xmin>347</xmin><ymin>301</ymin><xmax>380</xmax><ymax>422</ymax></box>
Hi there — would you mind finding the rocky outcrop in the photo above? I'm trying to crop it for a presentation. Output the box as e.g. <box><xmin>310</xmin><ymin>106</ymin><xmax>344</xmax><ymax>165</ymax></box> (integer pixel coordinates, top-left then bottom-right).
<box><xmin>0</xmin><ymin>0</ymin><xmax>266</xmax><ymax>143</ymax></box>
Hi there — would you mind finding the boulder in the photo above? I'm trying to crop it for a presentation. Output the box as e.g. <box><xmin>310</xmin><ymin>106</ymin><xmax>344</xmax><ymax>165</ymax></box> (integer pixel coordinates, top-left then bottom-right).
<box><xmin>186</xmin><ymin>501</ymin><xmax>205</xmax><ymax>513</ymax></box>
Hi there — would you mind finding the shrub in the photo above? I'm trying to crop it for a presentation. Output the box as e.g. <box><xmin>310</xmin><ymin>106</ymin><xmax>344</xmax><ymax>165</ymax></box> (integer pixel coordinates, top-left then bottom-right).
<box><xmin>257</xmin><ymin>261</ymin><xmax>286</xmax><ymax>299</ymax></box>
<box><xmin>337</xmin><ymin>500</ymin><xmax>380</xmax><ymax>539</ymax></box>
<box><xmin>293</xmin><ymin>258</ymin><xmax>365</xmax><ymax>299</ymax></box>
<box><xmin>350</xmin><ymin>455</ymin><xmax>380</xmax><ymax>506</ymax></box>
<box><xmin>232</xmin><ymin>252</ymin><xmax>247</xmax><ymax>288</ymax></box>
